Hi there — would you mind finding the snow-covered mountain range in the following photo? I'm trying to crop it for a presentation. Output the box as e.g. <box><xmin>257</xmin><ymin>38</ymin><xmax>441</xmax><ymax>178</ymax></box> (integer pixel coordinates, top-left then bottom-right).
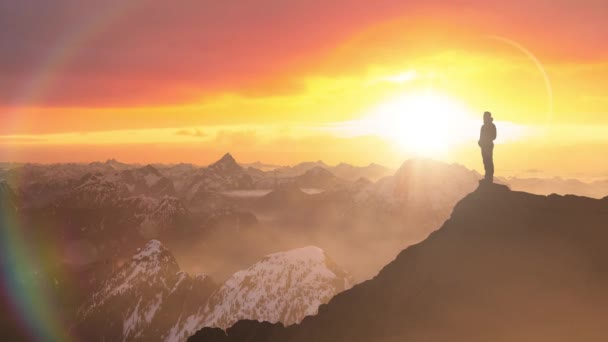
<box><xmin>0</xmin><ymin>155</ymin><xmax>487</xmax><ymax>322</ymax></box>
<box><xmin>72</xmin><ymin>241</ymin><xmax>352</xmax><ymax>342</ymax></box>
<box><xmin>166</xmin><ymin>246</ymin><xmax>352</xmax><ymax>341</ymax></box>
<box><xmin>73</xmin><ymin>240</ymin><xmax>216</xmax><ymax>341</ymax></box>
<box><xmin>4</xmin><ymin>153</ymin><xmax>603</xmax><ymax>342</ymax></box>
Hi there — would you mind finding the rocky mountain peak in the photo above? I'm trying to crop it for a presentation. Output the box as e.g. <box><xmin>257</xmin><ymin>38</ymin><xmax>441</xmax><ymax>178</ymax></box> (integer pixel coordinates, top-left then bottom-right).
<box><xmin>73</xmin><ymin>240</ymin><xmax>216</xmax><ymax>342</ymax></box>
<box><xmin>209</xmin><ymin>153</ymin><xmax>242</xmax><ymax>173</ymax></box>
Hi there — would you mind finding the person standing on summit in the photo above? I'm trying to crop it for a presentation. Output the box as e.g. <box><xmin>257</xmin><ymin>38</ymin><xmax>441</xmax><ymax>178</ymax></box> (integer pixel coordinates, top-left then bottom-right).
<box><xmin>479</xmin><ymin>111</ymin><xmax>497</xmax><ymax>183</ymax></box>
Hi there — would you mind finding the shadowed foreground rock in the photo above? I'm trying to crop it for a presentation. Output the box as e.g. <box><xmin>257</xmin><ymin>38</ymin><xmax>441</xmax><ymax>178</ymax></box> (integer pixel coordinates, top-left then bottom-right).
<box><xmin>190</xmin><ymin>321</ymin><xmax>287</xmax><ymax>341</ymax></box>
<box><xmin>189</xmin><ymin>183</ymin><xmax>608</xmax><ymax>342</ymax></box>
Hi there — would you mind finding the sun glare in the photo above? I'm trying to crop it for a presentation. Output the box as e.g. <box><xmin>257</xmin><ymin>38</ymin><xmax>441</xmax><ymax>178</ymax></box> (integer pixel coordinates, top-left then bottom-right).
<box><xmin>362</xmin><ymin>93</ymin><xmax>476</xmax><ymax>156</ymax></box>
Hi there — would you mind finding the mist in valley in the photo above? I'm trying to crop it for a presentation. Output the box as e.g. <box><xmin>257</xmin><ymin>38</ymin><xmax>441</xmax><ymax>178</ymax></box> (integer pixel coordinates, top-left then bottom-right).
<box><xmin>2</xmin><ymin>155</ymin><xmax>608</xmax><ymax>341</ymax></box>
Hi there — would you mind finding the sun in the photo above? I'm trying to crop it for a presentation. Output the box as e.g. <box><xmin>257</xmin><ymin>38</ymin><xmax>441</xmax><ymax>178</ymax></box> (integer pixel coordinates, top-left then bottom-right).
<box><xmin>363</xmin><ymin>92</ymin><xmax>476</xmax><ymax>156</ymax></box>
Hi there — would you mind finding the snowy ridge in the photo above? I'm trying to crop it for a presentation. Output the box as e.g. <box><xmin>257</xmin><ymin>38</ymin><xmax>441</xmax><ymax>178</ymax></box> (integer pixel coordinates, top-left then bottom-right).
<box><xmin>73</xmin><ymin>240</ymin><xmax>218</xmax><ymax>342</ymax></box>
<box><xmin>165</xmin><ymin>246</ymin><xmax>353</xmax><ymax>342</ymax></box>
<box><xmin>205</xmin><ymin>246</ymin><xmax>353</xmax><ymax>327</ymax></box>
<box><xmin>77</xmin><ymin>240</ymin><xmax>177</xmax><ymax>320</ymax></box>
<box><xmin>75</xmin><ymin>240</ymin><xmax>352</xmax><ymax>342</ymax></box>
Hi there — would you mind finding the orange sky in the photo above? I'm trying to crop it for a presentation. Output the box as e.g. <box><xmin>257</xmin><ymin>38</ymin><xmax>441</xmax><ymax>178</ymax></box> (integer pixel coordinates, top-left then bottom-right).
<box><xmin>1</xmin><ymin>1</ymin><xmax>607</xmax><ymax>176</ymax></box>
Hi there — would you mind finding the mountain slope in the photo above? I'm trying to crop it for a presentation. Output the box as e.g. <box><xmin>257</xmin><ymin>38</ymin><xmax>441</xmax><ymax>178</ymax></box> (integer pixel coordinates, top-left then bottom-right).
<box><xmin>73</xmin><ymin>240</ymin><xmax>216</xmax><ymax>342</ymax></box>
<box><xmin>293</xmin><ymin>166</ymin><xmax>345</xmax><ymax>189</ymax></box>
<box><xmin>189</xmin><ymin>183</ymin><xmax>608</xmax><ymax>342</ymax></box>
<box><xmin>167</xmin><ymin>247</ymin><xmax>352</xmax><ymax>341</ymax></box>
<box><xmin>204</xmin><ymin>246</ymin><xmax>352</xmax><ymax>328</ymax></box>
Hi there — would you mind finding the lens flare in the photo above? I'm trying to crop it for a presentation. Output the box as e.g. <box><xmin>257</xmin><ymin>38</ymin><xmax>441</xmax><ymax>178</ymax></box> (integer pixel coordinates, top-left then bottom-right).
<box><xmin>1</xmin><ymin>182</ymin><xmax>71</xmax><ymax>341</ymax></box>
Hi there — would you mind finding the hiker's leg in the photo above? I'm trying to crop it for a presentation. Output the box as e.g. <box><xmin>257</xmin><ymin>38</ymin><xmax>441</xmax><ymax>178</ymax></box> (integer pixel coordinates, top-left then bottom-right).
<box><xmin>482</xmin><ymin>147</ymin><xmax>493</xmax><ymax>182</ymax></box>
<box><xmin>486</xmin><ymin>145</ymin><xmax>494</xmax><ymax>182</ymax></box>
<box><xmin>481</xmin><ymin>147</ymin><xmax>490</xmax><ymax>179</ymax></box>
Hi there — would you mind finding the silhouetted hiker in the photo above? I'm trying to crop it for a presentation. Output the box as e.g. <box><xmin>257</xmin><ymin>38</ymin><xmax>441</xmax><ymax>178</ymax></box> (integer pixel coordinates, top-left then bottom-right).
<box><xmin>478</xmin><ymin>111</ymin><xmax>497</xmax><ymax>183</ymax></box>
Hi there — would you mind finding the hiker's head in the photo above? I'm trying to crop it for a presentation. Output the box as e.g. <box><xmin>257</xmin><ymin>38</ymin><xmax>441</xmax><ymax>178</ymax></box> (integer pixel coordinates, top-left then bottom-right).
<box><xmin>483</xmin><ymin>111</ymin><xmax>493</xmax><ymax>123</ymax></box>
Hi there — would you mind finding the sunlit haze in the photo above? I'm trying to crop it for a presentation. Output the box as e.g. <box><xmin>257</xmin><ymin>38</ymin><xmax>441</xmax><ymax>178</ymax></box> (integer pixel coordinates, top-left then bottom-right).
<box><xmin>2</xmin><ymin>3</ymin><xmax>608</xmax><ymax>342</ymax></box>
<box><xmin>1</xmin><ymin>1</ymin><xmax>607</xmax><ymax>176</ymax></box>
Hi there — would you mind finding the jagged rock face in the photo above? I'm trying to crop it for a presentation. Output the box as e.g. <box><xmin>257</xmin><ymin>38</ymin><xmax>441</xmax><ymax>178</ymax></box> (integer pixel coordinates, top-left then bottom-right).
<box><xmin>188</xmin><ymin>184</ymin><xmax>608</xmax><ymax>342</ymax></box>
<box><xmin>167</xmin><ymin>247</ymin><xmax>352</xmax><ymax>342</ymax></box>
<box><xmin>73</xmin><ymin>240</ymin><xmax>216</xmax><ymax>342</ymax></box>
<box><xmin>139</xmin><ymin>272</ymin><xmax>216</xmax><ymax>341</ymax></box>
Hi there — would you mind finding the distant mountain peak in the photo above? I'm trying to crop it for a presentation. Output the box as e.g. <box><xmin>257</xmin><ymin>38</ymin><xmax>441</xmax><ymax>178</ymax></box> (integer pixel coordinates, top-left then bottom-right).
<box><xmin>222</xmin><ymin>152</ymin><xmax>237</xmax><ymax>163</ymax></box>
<box><xmin>305</xmin><ymin>165</ymin><xmax>333</xmax><ymax>175</ymax></box>
<box><xmin>104</xmin><ymin>158</ymin><xmax>129</xmax><ymax>169</ymax></box>
<box><xmin>138</xmin><ymin>164</ymin><xmax>161</xmax><ymax>175</ymax></box>
<box><xmin>209</xmin><ymin>153</ymin><xmax>242</xmax><ymax>173</ymax></box>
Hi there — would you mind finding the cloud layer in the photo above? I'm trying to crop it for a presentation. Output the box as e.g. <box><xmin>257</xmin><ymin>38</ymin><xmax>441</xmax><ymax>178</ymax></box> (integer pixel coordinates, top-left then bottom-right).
<box><xmin>1</xmin><ymin>0</ymin><xmax>606</xmax><ymax>107</ymax></box>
